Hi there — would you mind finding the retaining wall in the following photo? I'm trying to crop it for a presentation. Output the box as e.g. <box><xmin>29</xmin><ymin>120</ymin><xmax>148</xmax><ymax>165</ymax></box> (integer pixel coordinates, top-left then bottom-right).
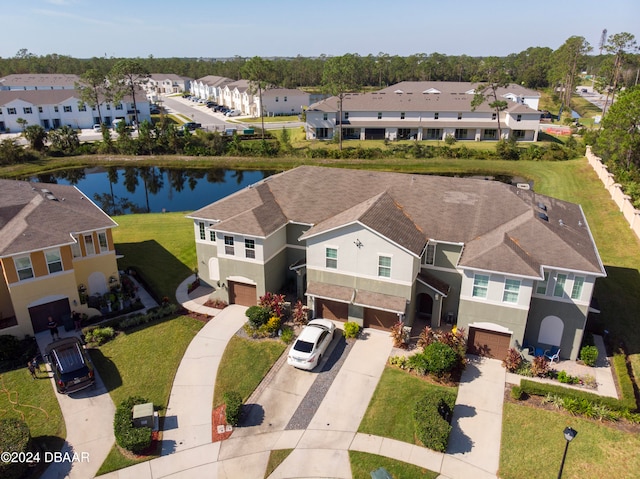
<box><xmin>586</xmin><ymin>146</ymin><xmax>640</xmax><ymax>241</ymax></box>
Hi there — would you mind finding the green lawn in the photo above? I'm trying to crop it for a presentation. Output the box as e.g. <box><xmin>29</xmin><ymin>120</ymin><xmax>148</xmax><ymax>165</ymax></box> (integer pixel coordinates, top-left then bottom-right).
<box><xmin>91</xmin><ymin>315</ymin><xmax>204</xmax><ymax>474</ymax></box>
<box><xmin>0</xmin><ymin>367</ymin><xmax>65</xmax><ymax>453</ymax></box>
<box><xmin>500</xmin><ymin>402</ymin><xmax>640</xmax><ymax>479</ymax></box>
<box><xmin>213</xmin><ymin>335</ymin><xmax>286</xmax><ymax>407</ymax></box>
<box><xmin>240</xmin><ymin>115</ymin><xmax>299</xmax><ymax>123</ymax></box>
<box><xmin>349</xmin><ymin>451</ymin><xmax>439</xmax><ymax>479</ymax></box>
<box><xmin>112</xmin><ymin>212</ymin><xmax>196</xmax><ymax>301</ymax></box>
<box><xmin>359</xmin><ymin>366</ymin><xmax>458</xmax><ymax>444</ymax></box>
<box><xmin>265</xmin><ymin>449</ymin><xmax>294</xmax><ymax>478</ymax></box>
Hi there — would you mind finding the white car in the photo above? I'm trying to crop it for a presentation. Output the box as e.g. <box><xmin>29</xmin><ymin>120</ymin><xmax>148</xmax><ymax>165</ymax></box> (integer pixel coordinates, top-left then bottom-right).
<box><xmin>287</xmin><ymin>319</ymin><xmax>335</xmax><ymax>370</ymax></box>
<box><xmin>225</xmin><ymin>109</ymin><xmax>242</xmax><ymax>117</ymax></box>
<box><xmin>92</xmin><ymin>124</ymin><xmax>102</xmax><ymax>132</ymax></box>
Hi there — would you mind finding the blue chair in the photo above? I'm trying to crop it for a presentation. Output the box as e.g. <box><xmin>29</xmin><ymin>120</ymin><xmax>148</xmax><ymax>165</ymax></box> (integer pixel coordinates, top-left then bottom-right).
<box><xmin>544</xmin><ymin>346</ymin><xmax>561</xmax><ymax>363</ymax></box>
<box><xmin>521</xmin><ymin>339</ymin><xmax>535</xmax><ymax>356</ymax></box>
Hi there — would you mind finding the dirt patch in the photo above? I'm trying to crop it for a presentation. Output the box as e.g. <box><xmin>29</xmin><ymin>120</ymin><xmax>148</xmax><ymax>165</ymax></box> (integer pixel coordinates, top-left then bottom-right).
<box><xmin>188</xmin><ymin>312</ymin><xmax>212</xmax><ymax>323</ymax></box>
<box><xmin>504</xmin><ymin>384</ymin><xmax>640</xmax><ymax>434</ymax></box>
<box><xmin>212</xmin><ymin>404</ymin><xmax>234</xmax><ymax>442</ymax></box>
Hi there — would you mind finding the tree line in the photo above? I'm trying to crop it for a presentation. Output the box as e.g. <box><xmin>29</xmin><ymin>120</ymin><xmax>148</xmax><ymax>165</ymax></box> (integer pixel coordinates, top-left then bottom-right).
<box><xmin>2</xmin><ymin>33</ymin><xmax>637</xmax><ymax>92</ymax></box>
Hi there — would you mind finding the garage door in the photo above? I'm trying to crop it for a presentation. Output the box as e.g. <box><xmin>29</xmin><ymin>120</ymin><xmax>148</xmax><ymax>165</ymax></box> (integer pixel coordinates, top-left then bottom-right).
<box><xmin>316</xmin><ymin>299</ymin><xmax>349</xmax><ymax>322</ymax></box>
<box><xmin>29</xmin><ymin>298</ymin><xmax>71</xmax><ymax>333</ymax></box>
<box><xmin>364</xmin><ymin>128</ymin><xmax>385</xmax><ymax>140</ymax></box>
<box><xmin>363</xmin><ymin>308</ymin><xmax>399</xmax><ymax>331</ymax></box>
<box><xmin>467</xmin><ymin>327</ymin><xmax>511</xmax><ymax>360</ymax></box>
<box><xmin>228</xmin><ymin>281</ymin><xmax>257</xmax><ymax>307</ymax></box>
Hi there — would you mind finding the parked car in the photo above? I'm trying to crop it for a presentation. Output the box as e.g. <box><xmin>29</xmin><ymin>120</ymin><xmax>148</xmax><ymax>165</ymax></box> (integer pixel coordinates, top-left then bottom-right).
<box><xmin>45</xmin><ymin>337</ymin><xmax>95</xmax><ymax>394</ymax></box>
<box><xmin>150</xmin><ymin>106</ymin><xmax>161</xmax><ymax>114</ymax></box>
<box><xmin>182</xmin><ymin>122</ymin><xmax>202</xmax><ymax>131</ymax></box>
<box><xmin>226</xmin><ymin>109</ymin><xmax>242</xmax><ymax>117</ymax></box>
<box><xmin>287</xmin><ymin>319</ymin><xmax>335</xmax><ymax>370</ymax></box>
<box><xmin>92</xmin><ymin>124</ymin><xmax>102</xmax><ymax>132</ymax></box>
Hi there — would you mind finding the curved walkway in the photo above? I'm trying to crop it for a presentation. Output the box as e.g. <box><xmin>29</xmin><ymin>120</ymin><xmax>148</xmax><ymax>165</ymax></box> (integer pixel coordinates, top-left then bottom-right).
<box><xmin>99</xmin><ymin>276</ymin><xmax>501</xmax><ymax>478</ymax></box>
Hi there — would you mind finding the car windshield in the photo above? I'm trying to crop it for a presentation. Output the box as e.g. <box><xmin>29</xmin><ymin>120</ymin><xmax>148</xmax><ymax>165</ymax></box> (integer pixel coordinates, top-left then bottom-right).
<box><xmin>293</xmin><ymin>340</ymin><xmax>314</xmax><ymax>354</ymax></box>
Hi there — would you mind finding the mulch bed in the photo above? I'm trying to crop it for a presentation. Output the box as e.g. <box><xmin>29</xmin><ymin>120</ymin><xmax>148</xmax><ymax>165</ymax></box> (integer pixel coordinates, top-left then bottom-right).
<box><xmin>503</xmin><ymin>384</ymin><xmax>640</xmax><ymax>434</ymax></box>
<box><xmin>187</xmin><ymin>311</ymin><xmax>212</xmax><ymax>323</ymax></box>
<box><xmin>212</xmin><ymin>404</ymin><xmax>234</xmax><ymax>442</ymax></box>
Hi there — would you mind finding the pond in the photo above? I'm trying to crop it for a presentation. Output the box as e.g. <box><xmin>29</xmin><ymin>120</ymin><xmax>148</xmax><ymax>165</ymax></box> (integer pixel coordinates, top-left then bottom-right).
<box><xmin>28</xmin><ymin>167</ymin><xmax>275</xmax><ymax>215</ymax></box>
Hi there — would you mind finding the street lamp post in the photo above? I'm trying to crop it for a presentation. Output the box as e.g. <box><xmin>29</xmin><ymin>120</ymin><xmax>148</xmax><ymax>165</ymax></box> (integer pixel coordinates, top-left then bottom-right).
<box><xmin>557</xmin><ymin>426</ymin><xmax>578</xmax><ymax>479</ymax></box>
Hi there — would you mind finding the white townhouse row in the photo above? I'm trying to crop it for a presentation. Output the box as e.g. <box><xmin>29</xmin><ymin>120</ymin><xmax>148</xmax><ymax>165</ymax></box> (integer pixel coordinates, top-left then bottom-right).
<box><xmin>306</xmin><ymin>81</ymin><xmax>542</xmax><ymax>142</ymax></box>
<box><xmin>190</xmin><ymin>75</ymin><xmax>310</xmax><ymax>117</ymax></box>
<box><xmin>144</xmin><ymin>73</ymin><xmax>192</xmax><ymax>101</ymax></box>
<box><xmin>0</xmin><ymin>89</ymin><xmax>151</xmax><ymax>132</ymax></box>
<box><xmin>0</xmin><ymin>74</ymin><xmax>79</xmax><ymax>91</ymax></box>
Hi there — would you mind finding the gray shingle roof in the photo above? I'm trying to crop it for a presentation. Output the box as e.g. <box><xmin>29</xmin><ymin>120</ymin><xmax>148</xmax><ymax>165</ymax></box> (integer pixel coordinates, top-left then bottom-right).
<box><xmin>0</xmin><ymin>74</ymin><xmax>80</xmax><ymax>88</ymax></box>
<box><xmin>0</xmin><ymin>180</ymin><xmax>117</xmax><ymax>257</ymax></box>
<box><xmin>189</xmin><ymin>166</ymin><xmax>605</xmax><ymax>277</ymax></box>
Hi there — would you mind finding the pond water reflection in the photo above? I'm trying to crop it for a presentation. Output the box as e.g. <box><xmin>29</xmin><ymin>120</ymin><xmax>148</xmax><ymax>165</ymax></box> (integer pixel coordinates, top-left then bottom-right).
<box><xmin>29</xmin><ymin>167</ymin><xmax>275</xmax><ymax>215</ymax></box>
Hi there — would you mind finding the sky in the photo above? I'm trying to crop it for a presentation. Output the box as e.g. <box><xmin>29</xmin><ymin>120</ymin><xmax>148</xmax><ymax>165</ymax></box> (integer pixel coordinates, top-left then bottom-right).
<box><xmin>2</xmin><ymin>0</ymin><xmax>639</xmax><ymax>59</ymax></box>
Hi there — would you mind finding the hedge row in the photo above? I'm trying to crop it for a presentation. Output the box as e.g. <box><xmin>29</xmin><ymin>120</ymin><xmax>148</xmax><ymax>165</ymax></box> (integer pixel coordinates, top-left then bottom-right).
<box><xmin>113</xmin><ymin>396</ymin><xmax>152</xmax><ymax>454</ymax></box>
<box><xmin>612</xmin><ymin>353</ymin><xmax>637</xmax><ymax>410</ymax></box>
<box><xmin>520</xmin><ymin>379</ymin><xmax>636</xmax><ymax>413</ymax></box>
<box><xmin>0</xmin><ymin>418</ymin><xmax>31</xmax><ymax>479</ymax></box>
<box><xmin>83</xmin><ymin>303</ymin><xmax>180</xmax><ymax>339</ymax></box>
<box><xmin>413</xmin><ymin>389</ymin><xmax>457</xmax><ymax>452</ymax></box>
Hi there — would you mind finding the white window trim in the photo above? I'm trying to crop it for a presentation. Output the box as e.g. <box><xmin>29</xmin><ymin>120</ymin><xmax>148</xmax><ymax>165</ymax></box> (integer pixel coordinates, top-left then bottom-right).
<box><xmin>424</xmin><ymin>243</ymin><xmax>436</xmax><ymax>265</ymax></box>
<box><xmin>84</xmin><ymin>233</ymin><xmax>96</xmax><ymax>255</ymax></box>
<box><xmin>378</xmin><ymin>254</ymin><xmax>392</xmax><ymax>278</ymax></box>
<box><xmin>553</xmin><ymin>273</ymin><xmax>567</xmax><ymax>298</ymax></box>
<box><xmin>97</xmin><ymin>231</ymin><xmax>109</xmax><ymax>253</ymax></box>
<box><xmin>502</xmin><ymin>278</ymin><xmax>521</xmax><ymax>303</ymax></box>
<box><xmin>45</xmin><ymin>249</ymin><xmax>64</xmax><ymax>274</ymax></box>
<box><xmin>224</xmin><ymin>235</ymin><xmax>235</xmax><ymax>256</ymax></box>
<box><xmin>325</xmin><ymin>246</ymin><xmax>338</xmax><ymax>269</ymax></box>
<box><xmin>571</xmin><ymin>276</ymin><xmax>585</xmax><ymax>300</ymax></box>
<box><xmin>472</xmin><ymin>273</ymin><xmax>490</xmax><ymax>299</ymax></box>
<box><xmin>14</xmin><ymin>255</ymin><xmax>34</xmax><ymax>281</ymax></box>
<box><xmin>535</xmin><ymin>272</ymin><xmax>549</xmax><ymax>295</ymax></box>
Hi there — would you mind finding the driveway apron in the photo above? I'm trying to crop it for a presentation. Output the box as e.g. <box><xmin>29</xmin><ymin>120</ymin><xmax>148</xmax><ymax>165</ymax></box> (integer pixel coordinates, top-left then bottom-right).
<box><xmin>161</xmin><ymin>305</ymin><xmax>247</xmax><ymax>455</ymax></box>
<box><xmin>441</xmin><ymin>356</ymin><xmax>505</xmax><ymax>479</ymax></box>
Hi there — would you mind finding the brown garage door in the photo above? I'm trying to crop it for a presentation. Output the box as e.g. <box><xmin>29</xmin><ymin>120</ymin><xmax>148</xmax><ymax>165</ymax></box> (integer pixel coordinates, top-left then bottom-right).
<box><xmin>316</xmin><ymin>299</ymin><xmax>349</xmax><ymax>322</ymax></box>
<box><xmin>363</xmin><ymin>308</ymin><xmax>399</xmax><ymax>331</ymax></box>
<box><xmin>29</xmin><ymin>298</ymin><xmax>71</xmax><ymax>333</ymax></box>
<box><xmin>467</xmin><ymin>327</ymin><xmax>511</xmax><ymax>360</ymax></box>
<box><xmin>228</xmin><ymin>281</ymin><xmax>257</xmax><ymax>307</ymax></box>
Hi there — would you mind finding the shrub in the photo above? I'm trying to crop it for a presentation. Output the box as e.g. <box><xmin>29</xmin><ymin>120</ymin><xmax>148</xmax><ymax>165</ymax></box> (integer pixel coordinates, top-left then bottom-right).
<box><xmin>388</xmin><ymin>355</ymin><xmax>409</xmax><ymax>369</ymax></box>
<box><xmin>520</xmin><ymin>380</ymin><xmax>631</xmax><ymax>413</ymax></box>
<box><xmin>0</xmin><ymin>418</ymin><xmax>31</xmax><ymax>479</ymax></box>
<box><xmin>503</xmin><ymin>348</ymin><xmax>523</xmax><ymax>373</ymax></box>
<box><xmin>245</xmin><ymin>305</ymin><xmax>272</xmax><ymax>329</ymax></box>
<box><xmin>530</xmin><ymin>356</ymin><xmax>550</xmax><ymax>377</ymax></box>
<box><xmin>580</xmin><ymin>345</ymin><xmax>598</xmax><ymax>367</ymax></box>
<box><xmin>343</xmin><ymin>321</ymin><xmax>360</xmax><ymax>339</ymax></box>
<box><xmin>113</xmin><ymin>396</ymin><xmax>152</xmax><ymax>454</ymax></box>
<box><xmin>416</xmin><ymin>326</ymin><xmax>435</xmax><ymax>350</ymax></box>
<box><xmin>280</xmin><ymin>326</ymin><xmax>294</xmax><ymax>344</ymax></box>
<box><xmin>413</xmin><ymin>389</ymin><xmax>457</xmax><ymax>452</ymax></box>
<box><xmin>258</xmin><ymin>292</ymin><xmax>286</xmax><ymax>318</ymax></box>
<box><xmin>265</xmin><ymin>316</ymin><xmax>281</xmax><ymax>335</ymax></box>
<box><xmin>444</xmin><ymin>134</ymin><xmax>457</xmax><ymax>145</ymax></box>
<box><xmin>85</xmin><ymin>326</ymin><xmax>115</xmax><ymax>345</ymax></box>
<box><xmin>612</xmin><ymin>353</ymin><xmax>636</xmax><ymax>408</ymax></box>
<box><xmin>390</xmin><ymin>321</ymin><xmax>408</xmax><ymax>348</ymax></box>
<box><xmin>422</xmin><ymin>342</ymin><xmax>458</xmax><ymax>377</ymax></box>
<box><xmin>510</xmin><ymin>386</ymin><xmax>524</xmax><ymax>400</ymax></box>
<box><xmin>292</xmin><ymin>300</ymin><xmax>309</xmax><ymax>325</ymax></box>
<box><xmin>0</xmin><ymin>335</ymin><xmax>22</xmax><ymax>361</ymax></box>
<box><xmin>557</xmin><ymin>370</ymin><xmax>580</xmax><ymax>384</ymax></box>
<box><xmin>224</xmin><ymin>391</ymin><xmax>243</xmax><ymax>426</ymax></box>
<box><xmin>437</xmin><ymin>327</ymin><xmax>467</xmax><ymax>360</ymax></box>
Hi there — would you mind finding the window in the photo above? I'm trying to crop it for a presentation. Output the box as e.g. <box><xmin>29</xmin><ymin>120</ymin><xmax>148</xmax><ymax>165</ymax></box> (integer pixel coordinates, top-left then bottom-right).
<box><xmin>536</xmin><ymin>272</ymin><xmax>549</xmax><ymax>295</ymax></box>
<box><xmin>45</xmin><ymin>250</ymin><xmax>63</xmax><ymax>274</ymax></box>
<box><xmin>492</xmin><ymin>113</ymin><xmax>497</xmax><ymax>120</ymax></box>
<box><xmin>502</xmin><ymin>279</ymin><xmax>520</xmax><ymax>303</ymax></box>
<box><xmin>115</xmin><ymin>103</ymin><xmax>123</xmax><ymax>110</ymax></box>
<box><xmin>7</xmin><ymin>107</ymin><xmax>16</xmax><ymax>115</ymax></box>
<box><xmin>424</xmin><ymin>244</ymin><xmax>435</xmax><ymax>265</ymax></box>
<box><xmin>378</xmin><ymin>256</ymin><xmax>391</xmax><ymax>277</ymax></box>
<box><xmin>457</xmin><ymin>112</ymin><xmax>462</xmax><ymax>120</ymax></box>
<box><xmin>98</xmin><ymin>232</ymin><xmax>108</xmax><ymax>252</ymax></box>
<box><xmin>434</xmin><ymin>112</ymin><xmax>439</xmax><ymax>120</ymax></box>
<box><xmin>571</xmin><ymin>276</ymin><xmax>584</xmax><ymax>300</ymax></box>
<box><xmin>106</xmin><ymin>104</ymin><xmax>111</xmax><ymax>110</ymax></box>
<box><xmin>426</xmin><ymin>128</ymin><xmax>441</xmax><ymax>140</ymax></box>
<box><xmin>38</xmin><ymin>106</ymin><xmax>43</xmax><ymax>113</ymax></box>
<box><xmin>84</xmin><ymin>234</ymin><xmax>95</xmax><ymax>255</ymax></box>
<box><xmin>71</xmin><ymin>238</ymin><xmax>82</xmax><ymax>258</ymax></box>
<box><xmin>554</xmin><ymin>274</ymin><xmax>567</xmax><ymax>297</ymax></box>
<box><xmin>23</xmin><ymin>107</ymin><xmax>32</xmax><ymax>114</ymax></box>
<box><xmin>344</xmin><ymin>112</ymin><xmax>349</xmax><ymax>120</ymax></box>
<box><xmin>54</xmin><ymin>106</ymin><xmax>59</xmax><ymax>112</ymax></box>
<box><xmin>275</xmin><ymin>96</ymin><xmax>279</xmax><ymax>102</ymax></box>
<box><xmin>325</xmin><ymin>247</ymin><xmax>337</xmax><ymax>269</ymax></box>
<box><xmin>513</xmin><ymin>130</ymin><xmax>525</xmax><ymax>139</ymax></box>
<box><xmin>316</xmin><ymin>127</ymin><xmax>329</xmax><ymax>139</ymax></box>
<box><xmin>209</xmin><ymin>230</ymin><xmax>215</xmax><ymax>241</ymax></box>
<box><xmin>472</xmin><ymin>274</ymin><xmax>489</xmax><ymax>298</ymax></box>
<box><xmin>284</xmin><ymin>96</ymin><xmax>287</xmax><ymax>102</ymax></box>
<box><xmin>224</xmin><ymin>236</ymin><xmax>235</xmax><ymax>255</ymax></box>
<box><xmin>400</xmin><ymin>112</ymin><xmax>405</xmax><ymax>120</ymax></box>
<box><xmin>15</xmin><ymin>256</ymin><xmax>34</xmax><ymax>281</ymax></box>
<box><xmin>455</xmin><ymin>128</ymin><xmax>468</xmax><ymax>139</ymax></box>
<box><xmin>63</xmin><ymin>105</ymin><xmax>72</xmax><ymax>113</ymax></box>
<box><xmin>78</xmin><ymin>104</ymin><xmax>87</xmax><ymax>112</ymax></box>
<box><xmin>199</xmin><ymin>222</ymin><xmax>205</xmax><ymax>240</ymax></box>
<box><xmin>516</xmin><ymin>114</ymin><xmax>522</xmax><ymax>122</ymax></box>
<box><xmin>0</xmin><ymin>108</ymin><xmax>2</xmax><ymax>114</ymax></box>
<box><xmin>245</xmin><ymin>239</ymin><xmax>255</xmax><ymax>259</ymax></box>
<box><xmin>377</xmin><ymin>112</ymin><xmax>382</xmax><ymax>120</ymax></box>
<box><xmin>484</xmin><ymin>129</ymin><xmax>497</xmax><ymax>139</ymax></box>
<box><xmin>322</xmin><ymin>113</ymin><xmax>328</xmax><ymax>121</ymax></box>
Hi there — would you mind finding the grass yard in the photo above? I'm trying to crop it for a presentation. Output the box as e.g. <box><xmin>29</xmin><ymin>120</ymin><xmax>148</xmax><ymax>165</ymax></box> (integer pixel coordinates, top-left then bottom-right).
<box><xmin>358</xmin><ymin>366</ymin><xmax>458</xmax><ymax>444</ymax></box>
<box><xmin>91</xmin><ymin>315</ymin><xmax>203</xmax><ymax>474</ymax></box>
<box><xmin>112</xmin><ymin>212</ymin><xmax>196</xmax><ymax>301</ymax></box>
<box><xmin>213</xmin><ymin>335</ymin><xmax>286</xmax><ymax>407</ymax></box>
<box><xmin>240</xmin><ymin>115</ymin><xmax>300</xmax><ymax>123</ymax></box>
<box><xmin>0</xmin><ymin>367</ymin><xmax>65</xmax><ymax>453</ymax></box>
<box><xmin>264</xmin><ymin>449</ymin><xmax>294</xmax><ymax>478</ymax></box>
<box><xmin>570</xmin><ymin>95</ymin><xmax>603</xmax><ymax>118</ymax></box>
<box><xmin>349</xmin><ymin>451</ymin><xmax>439</xmax><ymax>479</ymax></box>
<box><xmin>500</xmin><ymin>402</ymin><xmax>640</xmax><ymax>479</ymax></box>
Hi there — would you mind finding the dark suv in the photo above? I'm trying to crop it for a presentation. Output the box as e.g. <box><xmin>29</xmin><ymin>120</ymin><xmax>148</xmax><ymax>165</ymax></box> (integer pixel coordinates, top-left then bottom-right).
<box><xmin>45</xmin><ymin>337</ymin><xmax>95</xmax><ymax>394</ymax></box>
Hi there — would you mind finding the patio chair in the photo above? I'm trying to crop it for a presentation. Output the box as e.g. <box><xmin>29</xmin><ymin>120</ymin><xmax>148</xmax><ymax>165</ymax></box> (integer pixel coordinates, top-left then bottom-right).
<box><xmin>521</xmin><ymin>339</ymin><xmax>535</xmax><ymax>356</ymax></box>
<box><xmin>544</xmin><ymin>346</ymin><xmax>561</xmax><ymax>363</ymax></box>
